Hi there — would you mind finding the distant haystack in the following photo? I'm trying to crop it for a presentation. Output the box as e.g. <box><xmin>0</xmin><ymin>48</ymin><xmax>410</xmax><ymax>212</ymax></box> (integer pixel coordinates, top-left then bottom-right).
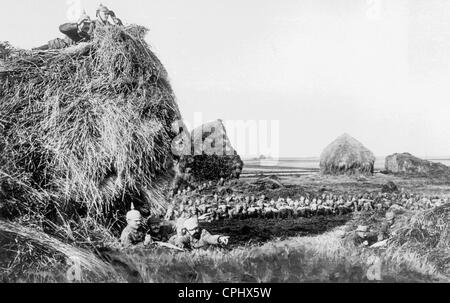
<box><xmin>385</xmin><ymin>153</ymin><xmax>450</xmax><ymax>178</ymax></box>
<box><xmin>178</xmin><ymin>119</ymin><xmax>244</xmax><ymax>182</ymax></box>
<box><xmin>320</xmin><ymin>134</ymin><xmax>375</xmax><ymax>176</ymax></box>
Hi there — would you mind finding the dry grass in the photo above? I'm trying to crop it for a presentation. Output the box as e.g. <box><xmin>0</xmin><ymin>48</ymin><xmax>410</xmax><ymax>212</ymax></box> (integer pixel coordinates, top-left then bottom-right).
<box><xmin>390</xmin><ymin>203</ymin><xmax>450</xmax><ymax>273</ymax></box>
<box><xmin>119</xmin><ymin>225</ymin><xmax>446</xmax><ymax>283</ymax></box>
<box><xmin>119</xmin><ymin>206</ymin><xmax>450</xmax><ymax>283</ymax></box>
<box><xmin>0</xmin><ymin>25</ymin><xmax>181</xmax><ymax>223</ymax></box>
<box><xmin>1</xmin><ymin>204</ymin><xmax>448</xmax><ymax>283</ymax></box>
<box><xmin>0</xmin><ymin>220</ymin><xmax>123</xmax><ymax>283</ymax></box>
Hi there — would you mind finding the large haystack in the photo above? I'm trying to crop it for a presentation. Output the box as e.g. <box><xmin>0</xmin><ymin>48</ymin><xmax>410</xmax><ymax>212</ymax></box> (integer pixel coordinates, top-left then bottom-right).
<box><xmin>0</xmin><ymin>25</ymin><xmax>181</xmax><ymax>221</ymax></box>
<box><xmin>385</xmin><ymin>153</ymin><xmax>450</xmax><ymax>178</ymax></box>
<box><xmin>320</xmin><ymin>133</ymin><xmax>375</xmax><ymax>175</ymax></box>
<box><xmin>178</xmin><ymin>119</ymin><xmax>243</xmax><ymax>182</ymax></box>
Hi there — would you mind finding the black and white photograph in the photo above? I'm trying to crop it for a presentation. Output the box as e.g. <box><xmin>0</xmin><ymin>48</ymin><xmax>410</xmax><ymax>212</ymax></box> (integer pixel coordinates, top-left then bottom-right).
<box><xmin>1</xmin><ymin>0</ymin><xmax>450</xmax><ymax>289</ymax></box>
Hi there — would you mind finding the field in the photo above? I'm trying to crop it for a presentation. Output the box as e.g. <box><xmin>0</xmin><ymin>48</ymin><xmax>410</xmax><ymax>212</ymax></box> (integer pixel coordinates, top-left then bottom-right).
<box><xmin>242</xmin><ymin>157</ymin><xmax>450</xmax><ymax>176</ymax></box>
<box><xmin>1</xmin><ymin>162</ymin><xmax>449</xmax><ymax>283</ymax></box>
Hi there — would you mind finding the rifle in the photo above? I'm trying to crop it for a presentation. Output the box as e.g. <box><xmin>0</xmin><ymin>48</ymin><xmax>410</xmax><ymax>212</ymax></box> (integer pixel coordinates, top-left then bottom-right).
<box><xmin>153</xmin><ymin>241</ymin><xmax>185</xmax><ymax>252</ymax></box>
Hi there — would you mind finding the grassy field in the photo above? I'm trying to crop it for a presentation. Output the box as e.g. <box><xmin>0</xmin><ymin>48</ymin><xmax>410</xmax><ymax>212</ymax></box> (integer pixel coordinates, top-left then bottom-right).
<box><xmin>1</xmin><ymin>172</ymin><xmax>449</xmax><ymax>283</ymax></box>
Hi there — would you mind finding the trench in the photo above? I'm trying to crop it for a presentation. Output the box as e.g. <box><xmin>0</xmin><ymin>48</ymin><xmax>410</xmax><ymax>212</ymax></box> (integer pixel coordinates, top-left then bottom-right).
<box><xmin>201</xmin><ymin>214</ymin><xmax>353</xmax><ymax>247</ymax></box>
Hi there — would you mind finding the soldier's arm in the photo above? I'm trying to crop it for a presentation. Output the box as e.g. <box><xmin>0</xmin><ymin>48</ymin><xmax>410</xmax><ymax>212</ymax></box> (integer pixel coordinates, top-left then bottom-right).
<box><xmin>200</xmin><ymin>229</ymin><xmax>222</xmax><ymax>245</ymax></box>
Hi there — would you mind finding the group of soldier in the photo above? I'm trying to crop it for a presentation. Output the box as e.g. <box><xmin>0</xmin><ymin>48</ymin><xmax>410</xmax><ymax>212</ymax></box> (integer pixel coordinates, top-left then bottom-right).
<box><xmin>120</xmin><ymin>176</ymin><xmax>448</xmax><ymax>250</ymax></box>
<box><xmin>166</xmin><ymin>180</ymin><xmax>448</xmax><ymax>222</ymax></box>
<box><xmin>120</xmin><ymin>205</ymin><xmax>230</xmax><ymax>250</ymax></box>
<box><xmin>34</xmin><ymin>4</ymin><xmax>123</xmax><ymax>51</ymax></box>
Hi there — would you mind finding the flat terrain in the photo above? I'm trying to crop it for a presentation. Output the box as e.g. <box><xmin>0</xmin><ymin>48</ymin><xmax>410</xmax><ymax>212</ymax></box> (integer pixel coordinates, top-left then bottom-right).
<box><xmin>2</xmin><ymin>168</ymin><xmax>449</xmax><ymax>283</ymax></box>
<box><xmin>117</xmin><ymin>171</ymin><xmax>449</xmax><ymax>283</ymax></box>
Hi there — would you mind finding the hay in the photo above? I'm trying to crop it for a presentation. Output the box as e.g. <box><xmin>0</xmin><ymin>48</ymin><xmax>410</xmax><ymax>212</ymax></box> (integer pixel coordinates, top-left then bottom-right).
<box><xmin>392</xmin><ymin>203</ymin><xmax>450</xmax><ymax>250</ymax></box>
<box><xmin>178</xmin><ymin>120</ymin><xmax>243</xmax><ymax>182</ymax></box>
<box><xmin>0</xmin><ymin>25</ymin><xmax>181</xmax><ymax>221</ymax></box>
<box><xmin>391</xmin><ymin>203</ymin><xmax>450</xmax><ymax>273</ymax></box>
<box><xmin>320</xmin><ymin>133</ymin><xmax>375</xmax><ymax>176</ymax></box>
<box><xmin>385</xmin><ymin>153</ymin><xmax>450</xmax><ymax>179</ymax></box>
<box><xmin>0</xmin><ymin>220</ymin><xmax>122</xmax><ymax>282</ymax></box>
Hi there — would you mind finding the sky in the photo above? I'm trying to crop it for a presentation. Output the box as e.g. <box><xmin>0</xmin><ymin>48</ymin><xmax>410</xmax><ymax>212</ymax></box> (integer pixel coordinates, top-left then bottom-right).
<box><xmin>1</xmin><ymin>0</ymin><xmax>450</xmax><ymax>158</ymax></box>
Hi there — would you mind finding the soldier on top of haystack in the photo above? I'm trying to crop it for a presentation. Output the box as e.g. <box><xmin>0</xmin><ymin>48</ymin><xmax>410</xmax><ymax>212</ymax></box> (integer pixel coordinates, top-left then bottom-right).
<box><xmin>95</xmin><ymin>4</ymin><xmax>123</xmax><ymax>27</ymax></box>
<box><xmin>34</xmin><ymin>4</ymin><xmax>123</xmax><ymax>51</ymax></box>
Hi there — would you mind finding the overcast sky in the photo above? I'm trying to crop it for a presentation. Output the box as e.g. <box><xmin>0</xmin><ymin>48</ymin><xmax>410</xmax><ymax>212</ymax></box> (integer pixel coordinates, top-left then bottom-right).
<box><xmin>1</xmin><ymin>0</ymin><xmax>450</xmax><ymax>158</ymax></box>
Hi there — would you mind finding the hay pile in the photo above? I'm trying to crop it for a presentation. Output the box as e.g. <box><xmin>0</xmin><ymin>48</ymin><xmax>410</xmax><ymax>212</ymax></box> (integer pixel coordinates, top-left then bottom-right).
<box><xmin>178</xmin><ymin>120</ymin><xmax>243</xmax><ymax>182</ymax></box>
<box><xmin>0</xmin><ymin>220</ymin><xmax>123</xmax><ymax>282</ymax></box>
<box><xmin>320</xmin><ymin>133</ymin><xmax>375</xmax><ymax>176</ymax></box>
<box><xmin>391</xmin><ymin>203</ymin><xmax>450</xmax><ymax>273</ymax></box>
<box><xmin>385</xmin><ymin>153</ymin><xmax>450</xmax><ymax>178</ymax></box>
<box><xmin>0</xmin><ymin>25</ymin><xmax>181</xmax><ymax>221</ymax></box>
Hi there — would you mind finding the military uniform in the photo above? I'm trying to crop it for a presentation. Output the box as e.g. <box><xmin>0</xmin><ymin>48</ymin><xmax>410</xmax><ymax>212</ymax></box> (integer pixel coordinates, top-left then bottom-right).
<box><xmin>352</xmin><ymin>226</ymin><xmax>378</xmax><ymax>247</ymax></box>
<box><xmin>120</xmin><ymin>226</ymin><xmax>146</xmax><ymax>248</ymax></box>
<box><xmin>149</xmin><ymin>223</ymin><xmax>176</xmax><ymax>242</ymax></box>
<box><xmin>169</xmin><ymin>229</ymin><xmax>222</xmax><ymax>249</ymax></box>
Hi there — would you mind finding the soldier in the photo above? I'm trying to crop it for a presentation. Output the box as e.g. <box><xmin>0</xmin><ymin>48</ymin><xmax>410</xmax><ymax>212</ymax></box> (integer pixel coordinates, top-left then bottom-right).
<box><xmin>120</xmin><ymin>209</ymin><xmax>151</xmax><ymax>248</ymax></box>
<box><xmin>169</xmin><ymin>216</ymin><xmax>229</xmax><ymax>250</ymax></box>
<box><xmin>247</xmin><ymin>205</ymin><xmax>258</xmax><ymax>218</ymax></box>
<box><xmin>95</xmin><ymin>4</ymin><xmax>122</xmax><ymax>26</ymax></box>
<box><xmin>147</xmin><ymin>216</ymin><xmax>175</xmax><ymax>242</ymax></box>
<box><xmin>353</xmin><ymin>225</ymin><xmax>378</xmax><ymax>247</ymax></box>
<box><xmin>34</xmin><ymin>12</ymin><xmax>92</xmax><ymax>50</ymax></box>
<box><xmin>317</xmin><ymin>199</ymin><xmax>325</xmax><ymax>216</ymax></box>
<box><xmin>310</xmin><ymin>198</ymin><xmax>318</xmax><ymax>216</ymax></box>
<box><xmin>363</xmin><ymin>199</ymin><xmax>374</xmax><ymax>212</ymax></box>
<box><xmin>378</xmin><ymin>212</ymin><xmax>395</xmax><ymax>242</ymax></box>
<box><xmin>108</xmin><ymin>10</ymin><xmax>124</xmax><ymax>26</ymax></box>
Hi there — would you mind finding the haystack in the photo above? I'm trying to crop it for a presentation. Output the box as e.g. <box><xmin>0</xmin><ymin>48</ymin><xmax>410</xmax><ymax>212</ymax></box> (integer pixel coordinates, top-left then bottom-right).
<box><xmin>320</xmin><ymin>133</ymin><xmax>375</xmax><ymax>175</ymax></box>
<box><xmin>0</xmin><ymin>25</ymin><xmax>181</xmax><ymax>221</ymax></box>
<box><xmin>385</xmin><ymin>153</ymin><xmax>450</xmax><ymax>178</ymax></box>
<box><xmin>391</xmin><ymin>203</ymin><xmax>450</xmax><ymax>271</ymax></box>
<box><xmin>178</xmin><ymin>119</ymin><xmax>244</xmax><ymax>182</ymax></box>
